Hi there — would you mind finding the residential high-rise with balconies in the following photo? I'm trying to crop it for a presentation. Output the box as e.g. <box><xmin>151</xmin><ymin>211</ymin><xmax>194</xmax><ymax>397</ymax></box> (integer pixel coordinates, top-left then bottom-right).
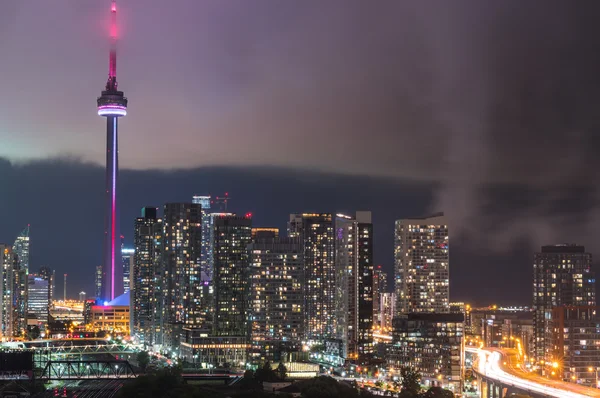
<box><xmin>373</xmin><ymin>266</ymin><xmax>387</xmax><ymax>329</ymax></box>
<box><xmin>212</xmin><ymin>214</ymin><xmax>253</xmax><ymax>337</ymax></box>
<box><xmin>159</xmin><ymin>203</ymin><xmax>203</xmax><ymax>349</ymax></box>
<box><xmin>394</xmin><ymin>213</ymin><xmax>449</xmax><ymax>315</ymax></box>
<box><xmin>248</xmin><ymin>237</ymin><xmax>304</xmax><ymax>361</ymax></box>
<box><xmin>132</xmin><ymin>207</ymin><xmax>162</xmax><ymax>346</ymax></box>
<box><xmin>288</xmin><ymin>214</ymin><xmax>336</xmax><ymax>341</ymax></box>
<box><xmin>0</xmin><ymin>245</ymin><xmax>16</xmax><ymax>338</ymax></box>
<box><xmin>533</xmin><ymin>244</ymin><xmax>595</xmax><ymax>362</ymax></box>
<box><xmin>335</xmin><ymin>212</ymin><xmax>374</xmax><ymax>360</ymax></box>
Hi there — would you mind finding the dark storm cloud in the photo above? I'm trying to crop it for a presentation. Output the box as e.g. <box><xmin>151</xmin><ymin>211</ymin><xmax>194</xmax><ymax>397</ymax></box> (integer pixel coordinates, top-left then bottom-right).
<box><xmin>2</xmin><ymin>155</ymin><xmax>598</xmax><ymax>305</ymax></box>
<box><xmin>0</xmin><ymin>157</ymin><xmax>435</xmax><ymax>300</ymax></box>
<box><xmin>1</xmin><ymin>1</ymin><xmax>600</xmax><ymax>303</ymax></box>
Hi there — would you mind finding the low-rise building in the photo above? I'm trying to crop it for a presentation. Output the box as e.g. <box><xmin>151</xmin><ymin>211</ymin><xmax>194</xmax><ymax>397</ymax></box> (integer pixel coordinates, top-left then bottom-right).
<box><xmin>179</xmin><ymin>330</ymin><xmax>250</xmax><ymax>368</ymax></box>
<box><xmin>390</xmin><ymin>313</ymin><xmax>464</xmax><ymax>393</ymax></box>
<box><xmin>89</xmin><ymin>293</ymin><xmax>130</xmax><ymax>334</ymax></box>
<box><xmin>546</xmin><ymin>306</ymin><xmax>600</xmax><ymax>385</ymax></box>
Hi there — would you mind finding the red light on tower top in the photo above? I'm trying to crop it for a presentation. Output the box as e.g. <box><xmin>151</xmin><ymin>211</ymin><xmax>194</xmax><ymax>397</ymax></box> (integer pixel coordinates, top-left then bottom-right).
<box><xmin>111</xmin><ymin>0</ymin><xmax>116</xmax><ymax>12</ymax></box>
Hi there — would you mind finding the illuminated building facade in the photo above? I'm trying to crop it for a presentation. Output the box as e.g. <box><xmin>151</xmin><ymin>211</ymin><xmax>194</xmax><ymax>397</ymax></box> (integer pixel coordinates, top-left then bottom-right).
<box><xmin>95</xmin><ymin>265</ymin><xmax>103</xmax><ymax>300</ymax></box>
<box><xmin>252</xmin><ymin>228</ymin><xmax>280</xmax><ymax>240</ymax></box>
<box><xmin>533</xmin><ymin>244</ymin><xmax>595</xmax><ymax>361</ymax></box>
<box><xmin>373</xmin><ymin>266</ymin><xmax>387</xmax><ymax>328</ymax></box>
<box><xmin>13</xmin><ymin>226</ymin><xmax>30</xmax><ymax>273</ymax></box>
<box><xmin>11</xmin><ymin>261</ymin><xmax>27</xmax><ymax>338</ymax></box>
<box><xmin>160</xmin><ymin>203</ymin><xmax>203</xmax><ymax>349</ymax></box>
<box><xmin>122</xmin><ymin>247</ymin><xmax>134</xmax><ymax>293</ymax></box>
<box><xmin>248</xmin><ymin>237</ymin><xmax>304</xmax><ymax>361</ymax></box>
<box><xmin>213</xmin><ymin>215</ymin><xmax>253</xmax><ymax>337</ymax></box>
<box><xmin>90</xmin><ymin>304</ymin><xmax>130</xmax><ymax>334</ymax></box>
<box><xmin>204</xmin><ymin>212</ymin><xmax>234</xmax><ymax>282</ymax></box>
<box><xmin>132</xmin><ymin>207</ymin><xmax>162</xmax><ymax>345</ymax></box>
<box><xmin>288</xmin><ymin>214</ymin><xmax>335</xmax><ymax>341</ymax></box>
<box><xmin>546</xmin><ymin>306</ymin><xmax>600</xmax><ymax>384</ymax></box>
<box><xmin>380</xmin><ymin>292</ymin><xmax>396</xmax><ymax>331</ymax></box>
<box><xmin>39</xmin><ymin>266</ymin><xmax>55</xmax><ymax>302</ymax></box>
<box><xmin>394</xmin><ymin>213</ymin><xmax>449</xmax><ymax>315</ymax></box>
<box><xmin>98</xmin><ymin>0</ymin><xmax>127</xmax><ymax>303</ymax></box>
<box><xmin>192</xmin><ymin>196</ymin><xmax>213</xmax><ymax>281</ymax></box>
<box><xmin>335</xmin><ymin>212</ymin><xmax>374</xmax><ymax>359</ymax></box>
<box><xmin>180</xmin><ymin>333</ymin><xmax>250</xmax><ymax>367</ymax></box>
<box><xmin>12</xmin><ymin>226</ymin><xmax>29</xmax><ymax>336</ymax></box>
<box><xmin>0</xmin><ymin>245</ymin><xmax>17</xmax><ymax>338</ymax></box>
<box><xmin>391</xmin><ymin>313</ymin><xmax>464</xmax><ymax>392</ymax></box>
<box><xmin>27</xmin><ymin>275</ymin><xmax>49</xmax><ymax>328</ymax></box>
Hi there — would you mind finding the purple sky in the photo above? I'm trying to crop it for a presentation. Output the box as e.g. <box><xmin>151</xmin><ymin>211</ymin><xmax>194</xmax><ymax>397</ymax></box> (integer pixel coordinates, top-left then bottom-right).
<box><xmin>1</xmin><ymin>1</ymin><xmax>600</xmax><ymax>301</ymax></box>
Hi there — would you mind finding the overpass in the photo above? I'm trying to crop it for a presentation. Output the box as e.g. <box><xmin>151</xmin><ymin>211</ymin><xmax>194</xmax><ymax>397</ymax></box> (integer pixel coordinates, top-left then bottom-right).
<box><xmin>468</xmin><ymin>346</ymin><xmax>600</xmax><ymax>398</ymax></box>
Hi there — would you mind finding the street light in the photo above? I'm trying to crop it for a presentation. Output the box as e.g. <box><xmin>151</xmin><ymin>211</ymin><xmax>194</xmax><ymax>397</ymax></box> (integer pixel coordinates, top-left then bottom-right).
<box><xmin>588</xmin><ymin>367</ymin><xmax>598</xmax><ymax>387</ymax></box>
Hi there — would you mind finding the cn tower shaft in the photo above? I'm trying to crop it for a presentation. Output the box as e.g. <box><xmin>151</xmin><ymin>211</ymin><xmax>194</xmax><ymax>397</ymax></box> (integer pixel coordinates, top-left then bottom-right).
<box><xmin>97</xmin><ymin>0</ymin><xmax>127</xmax><ymax>303</ymax></box>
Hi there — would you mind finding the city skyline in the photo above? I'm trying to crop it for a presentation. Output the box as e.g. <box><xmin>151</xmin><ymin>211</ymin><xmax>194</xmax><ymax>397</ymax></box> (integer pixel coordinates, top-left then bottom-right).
<box><xmin>2</xmin><ymin>1</ymin><xmax>600</xmax><ymax>396</ymax></box>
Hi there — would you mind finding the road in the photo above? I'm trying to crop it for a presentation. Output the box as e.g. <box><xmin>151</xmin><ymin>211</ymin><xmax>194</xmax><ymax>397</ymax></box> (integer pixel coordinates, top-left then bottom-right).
<box><xmin>469</xmin><ymin>346</ymin><xmax>600</xmax><ymax>398</ymax></box>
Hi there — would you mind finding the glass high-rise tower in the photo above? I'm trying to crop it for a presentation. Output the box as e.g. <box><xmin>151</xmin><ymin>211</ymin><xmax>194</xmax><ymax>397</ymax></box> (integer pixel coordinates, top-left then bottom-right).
<box><xmin>394</xmin><ymin>213</ymin><xmax>449</xmax><ymax>315</ymax></box>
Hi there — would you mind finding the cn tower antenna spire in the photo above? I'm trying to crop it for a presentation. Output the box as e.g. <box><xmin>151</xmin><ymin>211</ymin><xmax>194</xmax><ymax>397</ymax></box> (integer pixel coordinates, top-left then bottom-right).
<box><xmin>107</xmin><ymin>0</ymin><xmax>118</xmax><ymax>91</ymax></box>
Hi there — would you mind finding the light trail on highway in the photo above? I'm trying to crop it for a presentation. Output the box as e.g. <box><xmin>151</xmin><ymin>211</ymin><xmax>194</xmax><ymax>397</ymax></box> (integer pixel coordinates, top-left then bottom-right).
<box><xmin>468</xmin><ymin>347</ymin><xmax>600</xmax><ymax>398</ymax></box>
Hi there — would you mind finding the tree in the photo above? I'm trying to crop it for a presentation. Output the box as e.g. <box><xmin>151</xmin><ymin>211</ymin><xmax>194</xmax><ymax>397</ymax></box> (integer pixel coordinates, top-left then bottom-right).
<box><xmin>277</xmin><ymin>362</ymin><xmax>288</xmax><ymax>381</ymax></box>
<box><xmin>240</xmin><ymin>369</ymin><xmax>260</xmax><ymax>391</ymax></box>
<box><xmin>400</xmin><ymin>367</ymin><xmax>421</xmax><ymax>395</ymax></box>
<box><xmin>26</xmin><ymin>325</ymin><xmax>40</xmax><ymax>340</ymax></box>
<box><xmin>137</xmin><ymin>350</ymin><xmax>150</xmax><ymax>372</ymax></box>
<box><xmin>422</xmin><ymin>386</ymin><xmax>454</xmax><ymax>398</ymax></box>
<box><xmin>254</xmin><ymin>361</ymin><xmax>279</xmax><ymax>383</ymax></box>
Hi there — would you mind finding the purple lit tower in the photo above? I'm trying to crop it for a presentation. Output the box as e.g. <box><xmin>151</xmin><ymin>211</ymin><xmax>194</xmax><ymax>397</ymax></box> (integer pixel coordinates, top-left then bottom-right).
<box><xmin>97</xmin><ymin>0</ymin><xmax>127</xmax><ymax>302</ymax></box>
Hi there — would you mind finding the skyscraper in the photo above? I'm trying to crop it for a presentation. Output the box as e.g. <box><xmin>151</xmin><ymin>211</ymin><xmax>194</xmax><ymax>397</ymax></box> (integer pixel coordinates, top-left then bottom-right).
<box><xmin>95</xmin><ymin>265</ymin><xmax>103</xmax><ymax>300</ymax></box>
<box><xmin>205</xmin><ymin>212</ymin><xmax>234</xmax><ymax>281</ymax></box>
<box><xmin>248</xmin><ymin>237</ymin><xmax>304</xmax><ymax>360</ymax></box>
<box><xmin>288</xmin><ymin>214</ymin><xmax>336</xmax><ymax>341</ymax></box>
<box><xmin>532</xmin><ymin>244</ymin><xmax>595</xmax><ymax>361</ymax></box>
<box><xmin>132</xmin><ymin>207</ymin><xmax>162</xmax><ymax>345</ymax></box>
<box><xmin>39</xmin><ymin>266</ymin><xmax>55</xmax><ymax>302</ymax></box>
<box><xmin>213</xmin><ymin>214</ymin><xmax>253</xmax><ymax>337</ymax></box>
<box><xmin>159</xmin><ymin>203</ymin><xmax>203</xmax><ymax>349</ymax></box>
<box><xmin>13</xmin><ymin>225</ymin><xmax>30</xmax><ymax>273</ymax></box>
<box><xmin>28</xmin><ymin>275</ymin><xmax>49</xmax><ymax>328</ymax></box>
<box><xmin>335</xmin><ymin>212</ymin><xmax>374</xmax><ymax>359</ymax></box>
<box><xmin>192</xmin><ymin>196</ymin><xmax>213</xmax><ymax>281</ymax></box>
<box><xmin>0</xmin><ymin>245</ymin><xmax>16</xmax><ymax>338</ymax></box>
<box><xmin>373</xmin><ymin>266</ymin><xmax>387</xmax><ymax>328</ymax></box>
<box><xmin>394</xmin><ymin>213</ymin><xmax>449</xmax><ymax>315</ymax></box>
<box><xmin>98</xmin><ymin>0</ymin><xmax>127</xmax><ymax>303</ymax></box>
<box><xmin>12</xmin><ymin>226</ymin><xmax>30</xmax><ymax>336</ymax></box>
<box><xmin>122</xmin><ymin>247</ymin><xmax>134</xmax><ymax>293</ymax></box>
<box><xmin>380</xmin><ymin>292</ymin><xmax>396</xmax><ymax>331</ymax></box>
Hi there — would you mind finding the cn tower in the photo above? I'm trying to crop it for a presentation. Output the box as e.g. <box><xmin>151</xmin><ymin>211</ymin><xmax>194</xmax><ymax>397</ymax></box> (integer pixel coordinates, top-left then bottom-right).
<box><xmin>97</xmin><ymin>0</ymin><xmax>127</xmax><ymax>302</ymax></box>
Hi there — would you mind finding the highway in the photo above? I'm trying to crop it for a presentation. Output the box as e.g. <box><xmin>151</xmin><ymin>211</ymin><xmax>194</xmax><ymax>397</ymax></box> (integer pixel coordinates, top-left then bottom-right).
<box><xmin>468</xmin><ymin>346</ymin><xmax>600</xmax><ymax>397</ymax></box>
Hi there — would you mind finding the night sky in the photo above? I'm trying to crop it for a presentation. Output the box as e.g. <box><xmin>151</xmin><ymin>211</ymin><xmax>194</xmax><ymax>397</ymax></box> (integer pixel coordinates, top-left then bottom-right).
<box><xmin>1</xmin><ymin>1</ymin><xmax>600</xmax><ymax>304</ymax></box>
